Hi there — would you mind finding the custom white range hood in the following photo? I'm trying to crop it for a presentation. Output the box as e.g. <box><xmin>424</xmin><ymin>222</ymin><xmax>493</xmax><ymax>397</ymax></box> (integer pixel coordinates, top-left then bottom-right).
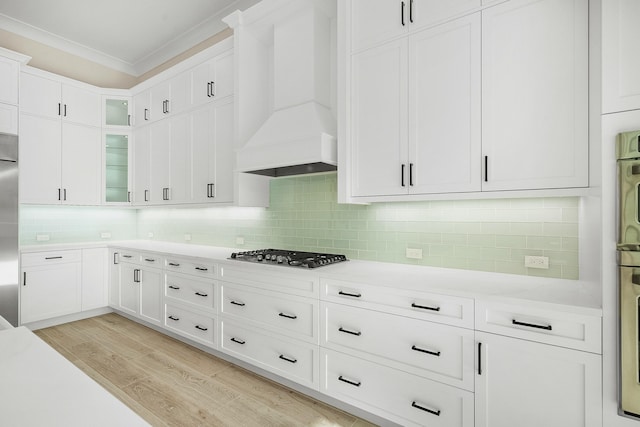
<box><xmin>225</xmin><ymin>0</ymin><xmax>337</xmax><ymax>177</ymax></box>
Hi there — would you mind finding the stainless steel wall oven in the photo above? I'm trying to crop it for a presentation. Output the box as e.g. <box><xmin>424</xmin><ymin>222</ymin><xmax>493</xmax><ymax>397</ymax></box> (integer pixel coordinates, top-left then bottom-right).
<box><xmin>617</xmin><ymin>130</ymin><xmax>640</xmax><ymax>417</ymax></box>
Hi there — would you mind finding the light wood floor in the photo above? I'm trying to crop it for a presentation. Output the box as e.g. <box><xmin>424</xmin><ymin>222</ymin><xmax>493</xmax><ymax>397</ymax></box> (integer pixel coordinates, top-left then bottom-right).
<box><xmin>34</xmin><ymin>313</ymin><xmax>377</xmax><ymax>427</ymax></box>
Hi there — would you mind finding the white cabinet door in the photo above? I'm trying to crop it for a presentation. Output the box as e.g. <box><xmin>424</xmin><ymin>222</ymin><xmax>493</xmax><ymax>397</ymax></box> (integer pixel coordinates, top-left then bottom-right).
<box><xmin>168</xmin><ymin>113</ymin><xmax>190</xmax><ymax>204</ymax></box>
<box><xmin>351</xmin><ymin>0</ymin><xmax>408</xmax><ymax>52</ymax></box>
<box><xmin>81</xmin><ymin>248</ymin><xmax>108</xmax><ymax>311</ymax></box>
<box><xmin>19</xmin><ymin>114</ymin><xmax>62</xmax><ymax>204</ymax></box>
<box><xmin>0</xmin><ymin>56</ymin><xmax>19</xmax><ymax>105</ymax></box>
<box><xmin>150</xmin><ymin>81</ymin><xmax>171</xmax><ymax>120</ymax></box>
<box><xmin>133</xmin><ymin>89</ymin><xmax>151</xmax><ymax>125</ymax></box>
<box><xmin>21</xmin><ymin>263</ymin><xmax>82</xmax><ymax>324</ymax></box>
<box><xmin>149</xmin><ymin>119</ymin><xmax>171</xmax><ymax>203</ymax></box>
<box><xmin>133</xmin><ymin>126</ymin><xmax>151</xmax><ymax>205</ymax></box>
<box><xmin>61</xmin><ymin>84</ymin><xmax>101</xmax><ymax>127</ymax></box>
<box><xmin>61</xmin><ymin>123</ymin><xmax>101</xmax><ymax>205</ymax></box>
<box><xmin>602</xmin><ymin>0</ymin><xmax>640</xmax><ymax>114</ymax></box>
<box><xmin>118</xmin><ymin>264</ymin><xmax>138</xmax><ymax>317</ymax></box>
<box><xmin>481</xmin><ymin>0</ymin><xmax>588</xmax><ymax>191</ymax></box>
<box><xmin>408</xmin><ymin>14</ymin><xmax>480</xmax><ymax>194</ymax></box>
<box><xmin>351</xmin><ymin>39</ymin><xmax>408</xmax><ymax>197</ymax></box>
<box><xmin>0</xmin><ymin>104</ymin><xmax>17</xmax><ymax>134</ymax></box>
<box><xmin>475</xmin><ymin>332</ymin><xmax>602</xmax><ymax>427</ymax></box>
<box><xmin>108</xmin><ymin>250</ymin><xmax>120</xmax><ymax>308</ymax></box>
<box><xmin>139</xmin><ymin>267</ymin><xmax>162</xmax><ymax>325</ymax></box>
<box><xmin>20</xmin><ymin>73</ymin><xmax>61</xmax><ymax>119</ymax></box>
<box><xmin>192</xmin><ymin>51</ymin><xmax>234</xmax><ymax>106</ymax></box>
<box><xmin>169</xmin><ymin>73</ymin><xmax>191</xmax><ymax>116</ymax></box>
<box><xmin>191</xmin><ymin>100</ymin><xmax>234</xmax><ymax>203</ymax></box>
<box><xmin>409</xmin><ymin>0</ymin><xmax>481</xmax><ymax>33</ymax></box>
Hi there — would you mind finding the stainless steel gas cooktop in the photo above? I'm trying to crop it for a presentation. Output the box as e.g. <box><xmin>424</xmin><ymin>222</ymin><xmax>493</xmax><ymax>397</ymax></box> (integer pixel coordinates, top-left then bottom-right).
<box><xmin>230</xmin><ymin>249</ymin><xmax>348</xmax><ymax>268</ymax></box>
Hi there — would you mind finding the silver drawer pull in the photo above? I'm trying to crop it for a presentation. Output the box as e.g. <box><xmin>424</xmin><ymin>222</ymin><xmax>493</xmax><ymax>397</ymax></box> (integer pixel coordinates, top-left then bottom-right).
<box><xmin>195</xmin><ymin>292</ymin><xmax>208</xmax><ymax>297</ymax></box>
<box><xmin>411</xmin><ymin>345</ymin><xmax>441</xmax><ymax>357</ymax></box>
<box><xmin>230</xmin><ymin>337</ymin><xmax>245</xmax><ymax>345</ymax></box>
<box><xmin>168</xmin><ymin>285</ymin><xmax>180</xmax><ymax>290</ymax></box>
<box><xmin>122</xmin><ymin>255</ymin><xmax>133</xmax><ymax>258</ymax></box>
<box><xmin>338</xmin><ymin>290</ymin><xmax>361</xmax><ymax>298</ymax></box>
<box><xmin>512</xmin><ymin>319</ymin><xmax>552</xmax><ymax>331</ymax></box>
<box><xmin>168</xmin><ymin>315</ymin><xmax>179</xmax><ymax>321</ymax></box>
<box><xmin>168</xmin><ymin>262</ymin><xmax>180</xmax><ymax>267</ymax></box>
<box><xmin>411</xmin><ymin>401</ymin><xmax>441</xmax><ymax>416</ymax></box>
<box><xmin>338</xmin><ymin>375</ymin><xmax>361</xmax><ymax>387</ymax></box>
<box><xmin>195</xmin><ymin>267</ymin><xmax>208</xmax><ymax>272</ymax></box>
<box><xmin>338</xmin><ymin>326</ymin><xmax>362</xmax><ymax>336</ymax></box>
<box><xmin>278</xmin><ymin>312</ymin><xmax>297</xmax><ymax>320</ymax></box>
<box><xmin>45</xmin><ymin>256</ymin><xmax>63</xmax><ymax>260</ymax></box>
<box><xmin>144</xmin><ymin>258</ymin><xmax>155</xmax><ymax>262</ymax></box>
<box><xmin>230</xmin><ymin>300</ymin><xmax>245</xmax><ymax>307</ymax></box>
<box><xmin>194</xmin><ymin>325</ymin><xmax>208</xmax><ymax>331</ymax></box>
<box><xmin>279</xmin><ymin>354</ymin><xmax>297</xmax><ymax>364</ymax></box>
<box><xmin>411</xmin><ymin>302</ymin><xmax>441</xmax><ymax>312</ymax></box>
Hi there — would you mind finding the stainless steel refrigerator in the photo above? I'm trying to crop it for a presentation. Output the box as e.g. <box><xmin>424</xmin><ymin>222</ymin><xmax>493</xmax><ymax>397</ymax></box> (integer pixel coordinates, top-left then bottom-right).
<box><xmin>0</xmin><ymin>133</ymin><xmax>18</xmax><ymax>326</ymax></box>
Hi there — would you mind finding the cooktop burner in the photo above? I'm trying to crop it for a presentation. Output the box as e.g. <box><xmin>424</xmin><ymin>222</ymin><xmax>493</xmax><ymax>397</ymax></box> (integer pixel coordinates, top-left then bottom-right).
<box><xmin>230</xmin><ymin>249</ymin><xmax>348</xmax><ymax>268</ymax></box>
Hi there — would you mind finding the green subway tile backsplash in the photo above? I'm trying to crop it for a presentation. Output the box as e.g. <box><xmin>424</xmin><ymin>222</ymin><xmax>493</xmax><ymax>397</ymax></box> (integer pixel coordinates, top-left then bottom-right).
<box><xmin>19</xmin><ymin>172</ymin><xmax>580</xmax><ymax>279</ymax></box>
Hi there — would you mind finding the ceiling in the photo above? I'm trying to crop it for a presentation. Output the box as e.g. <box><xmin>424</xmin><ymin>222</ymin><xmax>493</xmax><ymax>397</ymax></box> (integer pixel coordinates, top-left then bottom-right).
<box><xmin>0</xmin><ymin>0</ymin><xmax>261</xmax><ymax>76</ymax></box>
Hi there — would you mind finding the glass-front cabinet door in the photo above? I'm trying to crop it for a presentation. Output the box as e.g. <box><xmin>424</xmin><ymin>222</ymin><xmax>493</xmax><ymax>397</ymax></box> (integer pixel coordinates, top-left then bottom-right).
<box><xmin>104</xmin><ymin>133</ymin><xmax>130</xmax><ymax>204</ymax></box>
<box><xmin>103</xmin><ymin>96</ymin><xmax>131</xmax><ymax>127</ymax></box>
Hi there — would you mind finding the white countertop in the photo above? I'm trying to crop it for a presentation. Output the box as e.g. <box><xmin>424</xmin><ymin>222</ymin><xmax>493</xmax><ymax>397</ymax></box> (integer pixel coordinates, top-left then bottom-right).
<box><xmin>0</xmin><ymin>326</ymin><xmax>149</xmax><ymax>426</ymax></box>
<box><xmin>21</xmin><ymin>240</ymin><xmax>602</xmax><ymax>316</ymax></box>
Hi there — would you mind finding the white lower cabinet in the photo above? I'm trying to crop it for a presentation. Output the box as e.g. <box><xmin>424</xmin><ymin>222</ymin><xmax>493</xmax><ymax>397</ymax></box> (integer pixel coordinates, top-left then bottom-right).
<box><xmin>20</xmin><ymin>250</ymin><xmax>82</xmax><ymax>324</ymax></box>
<box><xmin>81</xmin><ymin>248</ymin><xmax>108</xmax><ymax>311</ymax></box>
<box><xmin>475</xmin><ymin>331</ymin><xmax>602</xmax><ymax>427</ymax></box>
<box><xmin>321</xmin><ymin>348</ymin><xmax>474</xmax><ymax>427</ymax></box>
<box><xmin>165</xmin><ymin>303</ymin><xmax>215</xmax><ymax>346</ymax></box>
<box><xmin>114</xmin><ymin>252</ymin><xmax>163</xmax><ymax>326</ymax></box>
<box><xmin>220</xmin><ymin>318</ymin><xmax>319</xmax><ymax>389</ymax></box>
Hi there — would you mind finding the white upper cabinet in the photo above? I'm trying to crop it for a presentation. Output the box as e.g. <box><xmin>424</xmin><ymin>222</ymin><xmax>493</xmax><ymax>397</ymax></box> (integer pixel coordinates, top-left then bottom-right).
<box><xmin>351</xmin><ymin>40</ymin><xmax>407</xmax><ymax>197</ymax></box>
<box><xmin>191</xmin><ymin>99</ymin><xmax>234</xmax><ymax>204</ymax></box>
<box><xmin>133</xmin><ymin>89</ymin><xmax>151</xmax><ymax>125</ymax></box>
<box><xmin>0</xmin><ymin>56</ymin><xmax>19</xmax><ymax>105</ymax></box>
<box><xmin>104</xmin><ymin>96</ymin><xmax>131</xmax><ymax>128</ymax></box>
<box><xmin>602</xmin><ymin>0</ymin><xmax>640</xmax><ymax>114</ymax></box>
<box><xmin>481</xmin><ymin>0</ymin><xmax>588</xmax><ymax>191</ymax></box>
<box><xmin>132</xmin><ymin>126</ymin><xmax>151</xmax><ymax>205</ymax></box>
<box><xmin>351</xmin><ymin>13</ymin><xmax>480</xmax><ymax>197</ymax></box>
<box><xmin>192</xmin><ymin>49</ymin><xmax>234</xmax><ymax>106</ymax></box>
<box><xmin>351</xmin><ymin>0</ymin><xmax>480</xmax><ymax>52</ymax></box>
<box><xmin>20</xmin><ymin>71</ymin><xmax>101</xmax><ymax>127</ymax></box>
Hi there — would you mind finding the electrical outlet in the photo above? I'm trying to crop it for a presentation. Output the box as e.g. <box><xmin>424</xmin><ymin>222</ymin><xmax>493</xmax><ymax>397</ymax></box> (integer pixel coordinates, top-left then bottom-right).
<box><xmin>36</xmin><ymin>234</ymin><xmax>50</xmax><ymax>241</ymax></box>
<box><xmin>100</xmin><ymin>232</ymin><xmax>111</xmax><ymax>239</ymax></box>
<box><xmin>524</xmin><ymin>255</ymin><xmax>549</xmax><ymax>269</ymax></box>
<box><xmin>184</xmin><ymin>233</ymin><xmax>192</xmax><ymax>241</ymax></box>
<box><xmin>148</xmin><ymin>232</ymin><xmax>154</xmax><ymax>238</ymax></box>
<box><xmin>406</xmin><ymin>248</ymin><xmax>423</xmax><ymax>259</ymax></box>
<box><xmin>236</xmin><ymin>236</ymin><xmax>245</xmax><ymax>245</ymax></box>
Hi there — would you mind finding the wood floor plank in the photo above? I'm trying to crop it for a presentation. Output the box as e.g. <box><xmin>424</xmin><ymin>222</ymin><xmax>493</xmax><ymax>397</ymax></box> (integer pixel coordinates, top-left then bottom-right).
<box><xmin>37</xmin><ymin>314</ymin><xmax>376</xmax><ymax>427</ymax></box>
<box><xmin>131</xmin><ymin>351</ymin><xmax>239</xmax><ymax>407</ymax></box>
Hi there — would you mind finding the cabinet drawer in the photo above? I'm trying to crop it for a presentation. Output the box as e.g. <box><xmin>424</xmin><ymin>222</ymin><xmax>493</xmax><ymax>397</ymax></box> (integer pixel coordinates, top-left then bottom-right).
<box><xmin>475</xmin><ymin>300</ymin><xmax>602</xmax><ymax>353</ymax></box>
<box><xmin>165</xmin><ymin>273</ymin><xmax>215</xmax><ymax>311</ymax></box>
<box><xmin>220</xmin><ymin>282</ymin><xmax>318</xmax><ymax>343</ymax></box>
<box><xmin>321</xmin><ymin>349</ymin><xmax>474</xmax><ymax>427</ymax></box>
<box><xmin>138</xmin><ymin>252</ymin><xmax>161</xmax><ymax>267</ymax></box>
<box><xmin>220</xmin><ymin>264</ymin><xmax>319</xmax><ymax>298</ymax></box>
<box><xmin>165</xmin><ymin>304</ymin><xmax>215</xmax><ymax>346</ymax></box>
<box><xmin>165</xmin><ymin>257</ymin><xmax>215</xmax><ymax>279</ymax></box>
<box><xmin>322</xmin><ymin>302</ymin><xmax>474</xmax><ymax>390</ymax></box>
<box><xmin>220</xmin><ymin>319</ymin><xmax>318</xmax><ymax>389</ymax></box>
<box><xmin>21</xmin><ymin>250</ymin><xmax>82</xmax><ymax>267</ymax></box>
<box><xmin>113</xmin><ymin>250</ymin><xmax>139</xmax><ymax>265</ymax></box>
<box><xmin>321</xmin><ymin>278</ymin><xmax>474</xmax><ymax>328</ymax></box>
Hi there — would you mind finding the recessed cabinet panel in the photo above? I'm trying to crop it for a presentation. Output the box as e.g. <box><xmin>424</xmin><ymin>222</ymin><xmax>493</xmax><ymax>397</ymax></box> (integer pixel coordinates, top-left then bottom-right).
<box><xmin>61</xmin><ymin>123</ymin><xmax>101</xmax><ymax>205</ymax></box>
<box><xmin>132</xmin><ymin>126</ymin><xmax>151</xmax><ymax>205</ymax></box>
<box><xmin>20</xmin><ymin>73</ymin><xmax>62</xmax><ymax>119</ymax></box>
<box><xmin>351</xmin><ymin>39</ymin><xmax>407</xmax><ymax>197</ymax></box>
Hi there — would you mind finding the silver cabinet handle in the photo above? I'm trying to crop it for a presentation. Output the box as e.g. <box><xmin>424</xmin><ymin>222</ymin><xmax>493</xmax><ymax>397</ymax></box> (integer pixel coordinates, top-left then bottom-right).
<box><xmin>401</xmin><ymin>1</ymin><xmax>406</xmax><ymax>26</ymax></box>
<box><xmin>168</xmin><ymin>315</ymin><xmax>179</xmax><ymax>321</ymax></box>
<box><xmin>144</xmin><ymin>108</ymin><xmax>149</xmax><ymax>121</ymax></box>
<box><xmin>45</xmin><ymin>256</ymin><xmax>63</xmax><ymax>260</ymax></box>
<box><xmin>144</xmin><ymin>189</ymin><xmax>149</xmax><ymax>202</ymax></box>
<box><xmin>168</xmin><ymin>262</ymin><xmax>180</xmax><ymax>267</ymax></box>
<box><xmin>411</xmin><ymin>302</ymin><xmax>440</xmax><ymax>312</ymax></box>
<box><xmin>338</xmin><ymin>375</ymin><xmax>361</xmax><ymax>387</ymax></box>
<box><xmin>338</xmin><ymin>326</ymin><xmax>361</xmax><ymax>336</ymax></box>
<box><xmin>279</xmin><ymin>354</ymin><xmax>297</xmax><ymax>364</ymax></box>
<box><xmin>411</xmin><ymin>401</ymin><xmax>440</xmax><ymax>417</ymax></box>
<box><xmin>207</xmin><ymin>183</ymin><xmax>215</xmax><ymax>198</ymax></box>
<box><xmin>230</xmin><ymin>300</ymin><xmax>245</xmax><ymax>307</ymax></box>
<box><xmin>230</xmin><ymin>337</ymin><xmax>245</xmax><ymax>345</ymax></box>
<box><xmin>113</xmin><ymin>252</ymin><xmax>119</xmax><ymax>264</ymax></box>
<box><xmin>411</xmin><ymin>345</ymin><xmax>440</xmax><ymax>357</ymax></box>
<box><xmin>23</xmin><ymin>271</ymin><xmax>26</xmax><ymax>286</ymax></box>
<box><xmin>168</xmin><ymin>285</ymin><xmax>180</xmax><ymax>290</ymax></box>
